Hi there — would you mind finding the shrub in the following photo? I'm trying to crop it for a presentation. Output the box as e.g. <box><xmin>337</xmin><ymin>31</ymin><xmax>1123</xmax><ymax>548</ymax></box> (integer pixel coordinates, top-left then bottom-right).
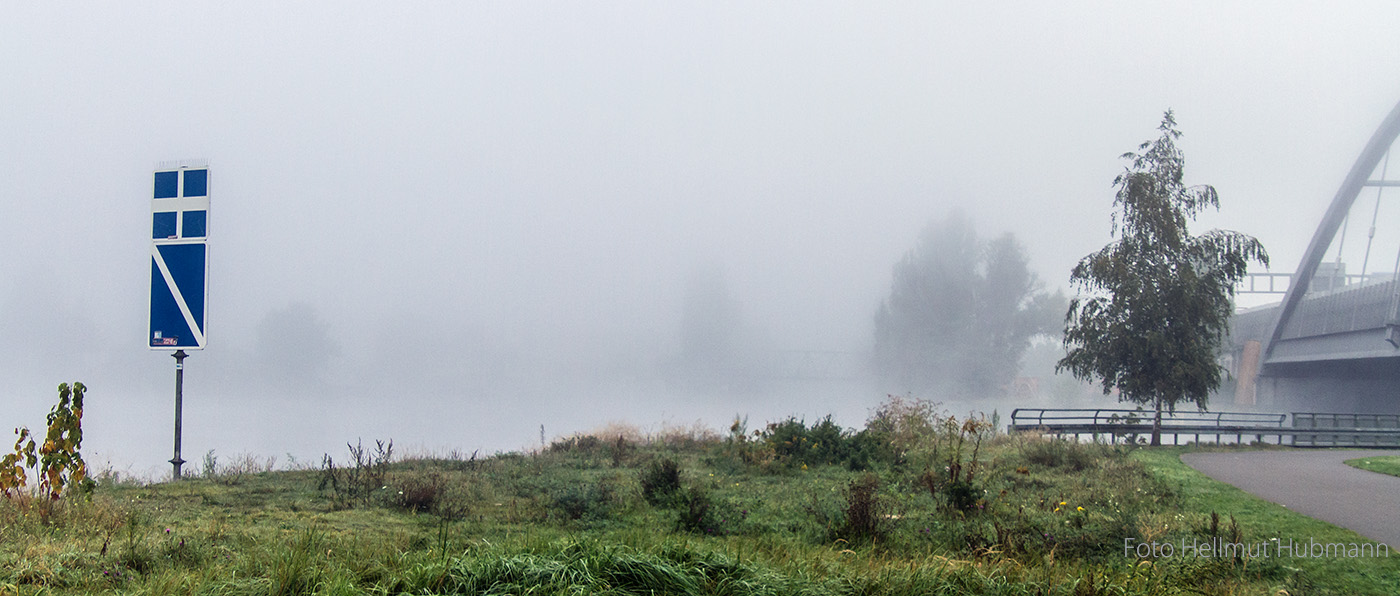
<box><xmin>838</xmin><ymin>473</ymin><xmax>890</xmax><ymax>543</ymax></box>
<box><xmin>548</xmin><ymin>435</ymin><xmax>604</xmax><ymax>453</ymax></box>
<box><xmin>806</xmin><ymin>416</ymin><xmax>848</xmax><ymax>465</ymax></box>
<box><xmin>724</xmin><ymin>413</ymin><xmax>905</xmax><ymax>471</ymax></box>
<box><xmin>925</xmin><ymin>471</ymin><xmax>980</xmax><ymax>513</ymax></box>
<box><xmin>639</xmin><ymin>458</ymin><xmax>681</xmax><ymax>507</ymax></box>
<box><xmin>319</xmin><ymin>438</ymin><xmax>394</xmax><ymax>508</ymax></box>
<box><xmin>0</xmin><ymin>429</ymin><xmax>35</xmax><ymax>498</ymax></box>
<box><xmin>1</xmin><ymin>382</ymin><xmax>95</xmax><ymax>502</ymax></box>
<box><xmin>609</xmin><ymin>435</ymin><xmax>632</xmax><ymax>467</ymax></box>
<box><xmin>674</xmin><ymin>487</ymin><xmax>744</xmax><ymax>535</ymax></box>
<box><xmin>201</xmin><ymin>450</ymin><xmax>218</xmax><ymax>479</ymax></box>
<box><xmin>396</xmin><ymin>472</ymin><xmax>446</xmax><ymax>513</ymax></box>
<box><xmin>721</xmin><ymin>415</ymin><xmax>770</xmax><ymax>468</ymax></box>
<box><xmin>763</xmin><ymin>417</ymin><xmax>811</xmax><ymax>464</ymax></box>
<box><xmin>842</xmin><ymin>429</ymin><xmax>891</xmax><ymax>471</ymax></box>
<box><xmin>919</xmin><ymin>415</ymin><xmax>992</xmax><ymax>514</ymax></box>
<box><xmin>674</xmin><ymin>487</ymin><xmax>714</xmax><ymax>534</ymax></box>
<box><xmin>864</xmin><ymin>394</ymin><xmax>940</xmax><ymax>467</ymax></box>
<box><xmin>553</xmin><ymin>486</ymin><xmax>592</xmax><ymax>520</ymax></box>
<box><xmin>552</xmin><ymin>476</ymin><xmax>622</xmax><ymax>522</ymax></box>
<box><xmin>759</xmin><ymin>415</ymin><xmax>862</xmax><ymax>469</ymax></box>
<box><xmin>37</xmin><ymin>382</ymin><xmax>95</xmax><ymax>500</ymax></box>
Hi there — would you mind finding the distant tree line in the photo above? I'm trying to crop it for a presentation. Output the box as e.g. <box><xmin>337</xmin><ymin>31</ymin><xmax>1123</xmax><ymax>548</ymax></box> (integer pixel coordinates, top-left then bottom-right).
<box><xmin>666</xmin><ymin>213</ymin><xmax>1065</xmax><ymax>400</ymax></box>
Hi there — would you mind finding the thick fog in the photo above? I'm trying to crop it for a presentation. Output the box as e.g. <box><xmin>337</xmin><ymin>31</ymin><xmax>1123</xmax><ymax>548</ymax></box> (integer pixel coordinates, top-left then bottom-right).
<box><xmin>4</xmin><ymin>3</ymin><xmax>1400</xmax><ymax>477</ymax></box>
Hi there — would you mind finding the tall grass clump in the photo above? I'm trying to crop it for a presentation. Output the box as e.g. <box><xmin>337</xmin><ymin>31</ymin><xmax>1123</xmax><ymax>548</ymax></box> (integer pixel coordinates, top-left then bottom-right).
<box><xmin>266</xmin><ymin>526</ymin><xmax>324</xmax><ymax>596</ymax></box>
<box><xmin>1019</xmin><ymin>434</ymin><xmax>1104</xmax><ymax>471</ymax></box>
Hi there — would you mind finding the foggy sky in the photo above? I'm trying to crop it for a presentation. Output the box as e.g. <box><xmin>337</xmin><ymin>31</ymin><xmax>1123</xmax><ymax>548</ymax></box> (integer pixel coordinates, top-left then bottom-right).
<box><xmin>4</xmin><ymin>2</ymin><xmax>1400</xmax><ymax>476</ymax></box>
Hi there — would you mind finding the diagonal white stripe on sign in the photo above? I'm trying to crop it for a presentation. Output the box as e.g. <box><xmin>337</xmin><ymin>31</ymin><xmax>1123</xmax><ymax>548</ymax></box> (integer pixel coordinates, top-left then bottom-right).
<box><xmin>151</xmin><ymin>245</ymin><xmax>206</xmax><ymax>347</ymax></box>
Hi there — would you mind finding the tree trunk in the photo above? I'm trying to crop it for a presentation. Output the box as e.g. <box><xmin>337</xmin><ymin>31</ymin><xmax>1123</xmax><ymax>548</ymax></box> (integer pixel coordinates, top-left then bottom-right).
<box><xmin>1150</xmin><ymin>395</ymin><xmax>1163</xmax><ymax>446</ymax></box>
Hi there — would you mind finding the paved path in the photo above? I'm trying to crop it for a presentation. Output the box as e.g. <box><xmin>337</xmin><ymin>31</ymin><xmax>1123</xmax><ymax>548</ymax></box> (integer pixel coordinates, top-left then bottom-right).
<box><xmin>1181</xmin><ymin>449</ymin><xmax>1400</xmax><ymax>548</ymax></box>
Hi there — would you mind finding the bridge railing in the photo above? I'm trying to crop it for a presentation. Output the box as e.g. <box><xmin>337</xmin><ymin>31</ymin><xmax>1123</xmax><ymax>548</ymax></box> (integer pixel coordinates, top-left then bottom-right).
<box><xmin>1235</xmin><ymin>272</ymin><xmax>1377</xmax><ymax>295</ymax></box>
<box><xmin>1009</xmin><ymin>408</ymin><xmax>1289</xmax><ymax>445</ymax></box>
<box><xmin>1009</xmin><ymin>408</ymin><xmax>1400</xmax><ymax>447</ymax></box>
<box><xmin>1292</xmin><ymin>412</ymin><xmax>1400</xmax><ymax>447</ymax></box>
<box><xmin>1010</xmin><ymin>408</ymin><xmax>1286</xmax><ymax>429</ymax></box>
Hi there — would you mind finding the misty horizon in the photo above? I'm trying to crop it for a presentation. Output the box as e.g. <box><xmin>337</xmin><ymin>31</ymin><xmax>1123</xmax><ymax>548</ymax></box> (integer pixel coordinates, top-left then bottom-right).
<box><xmin>4</xmin><ymin>3</ymin><xmax>1398</xmax><ymax>477</ymax></box>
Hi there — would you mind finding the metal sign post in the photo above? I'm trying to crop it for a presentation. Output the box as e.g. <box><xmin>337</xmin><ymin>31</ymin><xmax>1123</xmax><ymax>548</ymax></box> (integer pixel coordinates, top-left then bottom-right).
<box><xmin>149</xmin><ymin>160</ymin><xmax>210</xmax><ymax>480</ymax></box>
<box><xmin>171</xmin><ymin>350</ymin><xmax>187</xmax><ymax>478</ymax></box>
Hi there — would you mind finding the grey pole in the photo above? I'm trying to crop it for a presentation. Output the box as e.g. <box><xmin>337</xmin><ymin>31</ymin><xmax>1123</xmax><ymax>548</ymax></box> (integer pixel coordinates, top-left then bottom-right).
<box><xmin>170</xmin><ymin>350</ymin><xmax>187</xmax><ymax>479</ymax></box>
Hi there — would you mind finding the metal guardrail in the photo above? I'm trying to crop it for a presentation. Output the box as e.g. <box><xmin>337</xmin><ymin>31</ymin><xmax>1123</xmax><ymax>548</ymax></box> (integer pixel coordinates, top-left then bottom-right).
<box><xmin>1009</xmin><ymin>408</ymin><xmax>1400</xmax><ymax>447</ymax></box>
<box><xmin>1009</xmin><ymin>408</ymin><xmax>1289</xmax><ymax>445</ymax></box>
<box><xmin>1294</xmin><ymin>412</ymin><xmax>1400</xmax><ymax>428</ymax></box>
<box><xmin>1293</xmin><ymin>412</ymin><xmax>1400</xmax><ymax>447</ymax></box>
<box><xmin>1011</xmin><ymin>408</ymin><xmax>1286</xmax><ymax>429</ymax></box>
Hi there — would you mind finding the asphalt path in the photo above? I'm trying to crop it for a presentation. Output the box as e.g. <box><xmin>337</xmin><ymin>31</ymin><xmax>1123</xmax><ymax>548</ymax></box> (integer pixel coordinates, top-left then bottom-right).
<box><xmin>1181</xmin><ymin>449</ymin><xmax>1400</xmax><ymax>548</ymax></box>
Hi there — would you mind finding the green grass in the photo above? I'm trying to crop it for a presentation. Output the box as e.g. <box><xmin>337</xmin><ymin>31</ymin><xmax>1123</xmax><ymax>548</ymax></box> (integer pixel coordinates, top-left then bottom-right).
<box><xmin>2</xmin><ymin>418</ymin><xmax>1398</xmax><ymax>595</ymax></box>
<box><xmin>1345</xmin><ymin>455</ymin><xmax>1400</xmax><ymax>478</ymax></box>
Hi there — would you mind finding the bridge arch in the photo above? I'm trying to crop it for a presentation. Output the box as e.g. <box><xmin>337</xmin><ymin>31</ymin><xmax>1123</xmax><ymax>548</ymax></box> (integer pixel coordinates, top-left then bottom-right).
<box><xmin>1263</xmin><ymin>99</ymin><xmax>1400</xmax><ymax>360</ymax></box>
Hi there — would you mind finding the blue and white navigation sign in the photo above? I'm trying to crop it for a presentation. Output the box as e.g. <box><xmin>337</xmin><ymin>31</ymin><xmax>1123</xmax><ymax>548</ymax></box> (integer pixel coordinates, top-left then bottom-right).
<box><xmin>148</xmin><ymin>161</ymin><xmax>210</xmax><ymax>350</ymax></box>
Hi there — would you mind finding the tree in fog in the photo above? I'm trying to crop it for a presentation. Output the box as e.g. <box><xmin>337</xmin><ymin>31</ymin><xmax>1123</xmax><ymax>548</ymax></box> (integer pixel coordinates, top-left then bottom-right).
<box><xmin>1058</xmin><ymin>111</ymin><xmax>1267</xmax><ymax>445</ymax></box>
<box><xmin>874</xmin><ymin>212</ymin><xmax>1062</xmax><ymax>398</ymax></box>
<box><xmin>671</xmin><ymin>265</ymin><xmax>769</xmax><ymax>390</ymax></box>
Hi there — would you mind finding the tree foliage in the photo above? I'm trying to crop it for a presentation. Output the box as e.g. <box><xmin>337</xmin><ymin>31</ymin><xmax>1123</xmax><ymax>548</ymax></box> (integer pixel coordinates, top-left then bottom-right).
<box><xmin>1</xmin><ymin>382</ymin><xmax>95</xmax><ymax>499</ymax></box>
<box><xmin>0</xmin><ymin>428</ymin><xmax>35</xmax><ymax>498</ymax></box>
<box><xmin>875</xmin><ymin>212</ymin><xmax>1062</xmax><ymax>398</ymax></box>
<box><xmin>1058</xmin><ymin>111</ymin><xmax>1267</xmax><ymax>444</ymax></box>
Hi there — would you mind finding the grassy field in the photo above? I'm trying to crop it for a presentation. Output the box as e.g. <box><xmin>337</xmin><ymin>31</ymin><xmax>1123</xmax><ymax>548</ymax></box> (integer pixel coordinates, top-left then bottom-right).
<box><xmin>2</xmin><ymin>401</ymin><xmax>1397</xmax><ymax>595</ymax></box>
<box><xmin>1345</xmin><ymin>455</ymin><xmax>1400</xmax><ymax>478</ymax></box>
